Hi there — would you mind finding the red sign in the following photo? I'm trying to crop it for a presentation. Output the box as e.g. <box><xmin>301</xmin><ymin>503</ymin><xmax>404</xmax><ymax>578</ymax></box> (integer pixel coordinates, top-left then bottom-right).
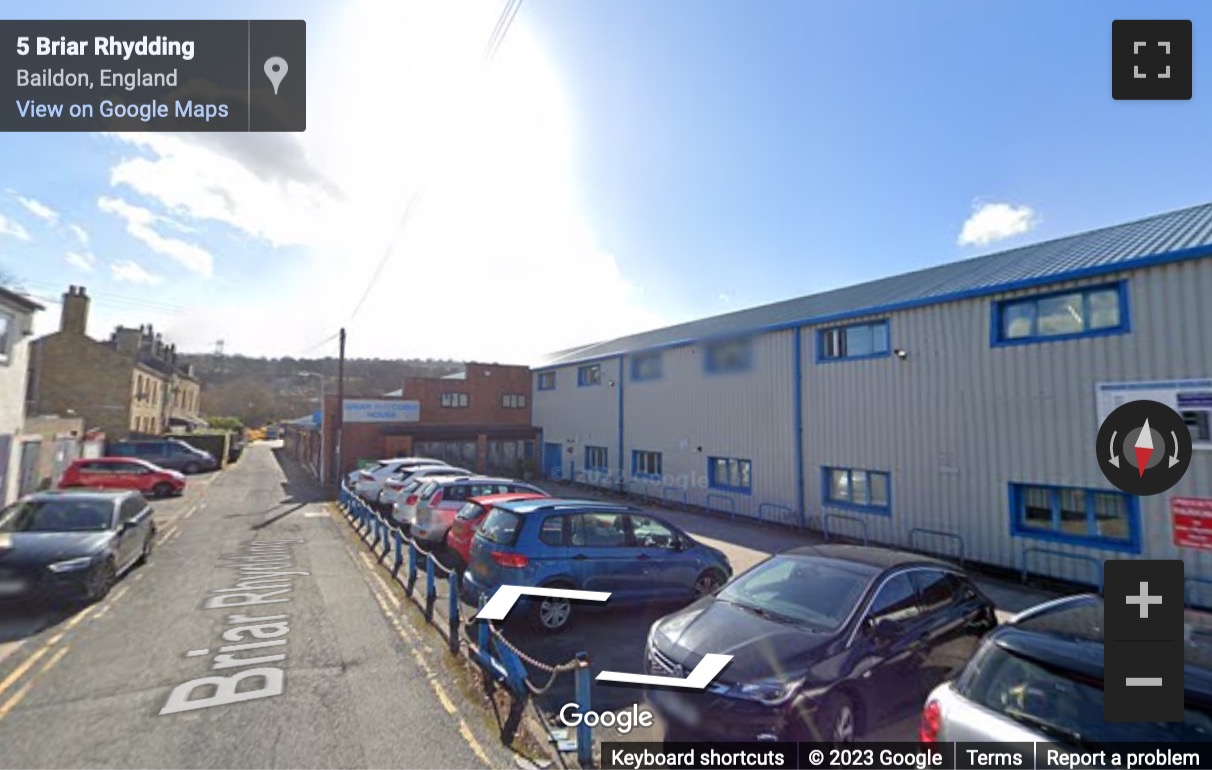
<box><xmin>1173</xmin><ymin>497</ymin><xmax>1212</xmax><ymax>550</ymax></box>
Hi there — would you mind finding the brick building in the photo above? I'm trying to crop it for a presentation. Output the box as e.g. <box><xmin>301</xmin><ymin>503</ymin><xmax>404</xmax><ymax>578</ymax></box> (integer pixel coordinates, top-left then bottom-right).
<box><xmin>285</xmin><ymin>362</ymin><xmax>539</xmax><ymax>483</ymax></box>
<box><xmin>26</xmin><ymin>285</ymin><xmax>203</xmax><ymax>440</ymax></box>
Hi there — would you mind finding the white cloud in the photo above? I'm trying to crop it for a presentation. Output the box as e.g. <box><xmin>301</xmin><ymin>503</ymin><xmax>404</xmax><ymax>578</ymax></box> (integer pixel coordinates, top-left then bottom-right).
<box><xmin>68</xmin><ymin>224</ymin><xmax>89</xmax><ymax>246</ymax></box>
<box><xmin>16</xmin><ymin>195</ymin><xmax>58</xmax><ymax>224</ymax></box>
<box><xmin>718</xmin><ymin>293</ymin><xmax>730</xmax><ymax>303</ymax></box>
<box><xmin>103</xmin><ymin>0</ymin><xmax>664</xmax><ymax>362</ymax></box>
<box><xmin>97</xmin><ymin>196</ymin><xmax>214</xmax><ymax>277</ymax></box>
<box><xmin>0</xmin><ymin>212</ymin><xmax>31</xmax><ymax>241</ymax></box>
<box><xmin>958</xmin><ymin>200</ymin><xmax>1039</xmax><ymax>246</ymax></box>
<box><xmin>110</xmin><ymin>259</ymin><xmax>163</xmax><ymax>285</ymax></box>
<box><xmin>65</xmin><ymin>251</ymin><xmax>96</xmax><ymax>271</ymax></box>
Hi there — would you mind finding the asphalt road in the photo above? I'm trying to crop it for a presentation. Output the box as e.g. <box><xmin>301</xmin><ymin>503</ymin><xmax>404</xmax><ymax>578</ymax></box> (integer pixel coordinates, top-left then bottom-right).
<box><xmin>0</xmin><ymin>443</ymin><xmax>517</xmax><ymax>769</ymax></box>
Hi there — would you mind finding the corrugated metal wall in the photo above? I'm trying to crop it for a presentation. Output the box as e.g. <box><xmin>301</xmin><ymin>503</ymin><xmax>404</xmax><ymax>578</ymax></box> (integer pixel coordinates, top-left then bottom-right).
<box><xmin>531</xmin><ymin>358</ymin><xmax>623</xmax><ymax>481</ymax></box>
<box><xmin>804</xmin><ymin>262</ymin><xmax>1212</xmax><ymax>585</ymax></box>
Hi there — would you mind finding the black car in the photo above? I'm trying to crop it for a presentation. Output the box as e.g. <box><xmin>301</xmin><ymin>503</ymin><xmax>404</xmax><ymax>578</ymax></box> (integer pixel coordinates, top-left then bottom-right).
<box><xmin>645</xmin><ymin>544</ymin><xmax>997</xmax><ymax>742</ymax></box>
<box><xmin>108</xmin><ymin>438</ymin><xmax>218</xmax><ymax>474</ymax></box>
<box><xmin>0</xmin><ymin>490</ymin><xmax>156</xmax><ymax>604</ymax></box>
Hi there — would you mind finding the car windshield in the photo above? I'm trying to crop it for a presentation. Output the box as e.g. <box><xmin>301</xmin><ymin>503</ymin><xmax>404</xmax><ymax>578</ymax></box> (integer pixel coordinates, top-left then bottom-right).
<box><xmin>716</xmin><ymin>555</ymin><xmax>872</xmax><ymax>631</ymax></box>
<box><xmin>966</xmin><ymin>646</ymin><xmax>1212</xmax><ymax>745</ymax></box>
<box><xmin>456</xmin><ymin>503</ymin><xmax>486</xmax><ymax>521</ymax></box>
<box><xmin>0</xmin><ymin>499</ymin><xmax>114</xmax><ymax>533</ymax></box>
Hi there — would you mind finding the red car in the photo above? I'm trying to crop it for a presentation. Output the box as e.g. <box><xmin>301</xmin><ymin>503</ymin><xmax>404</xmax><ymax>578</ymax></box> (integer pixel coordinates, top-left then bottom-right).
<box><xmin>446</xmin><ymin>492</ymin><xmax>548</xmax><ymax>566</ymax></box>
<box><xmin>59</xmin><ymin>457</ymin><xmax>186</xmax><ymax>498</ymax></box>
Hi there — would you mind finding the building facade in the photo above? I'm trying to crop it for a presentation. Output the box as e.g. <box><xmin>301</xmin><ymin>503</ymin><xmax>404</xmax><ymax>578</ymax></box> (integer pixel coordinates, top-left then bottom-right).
<box><xmin>0</xmin><ymin>286</ymin><xmax>43</xmax><ymax>505</ymax></box>
<box><xmin>533</xmin><ymin>203</ymin><xmax>1212</xmax><ymax>591</ymax></box>
<box><xmin>26</xmin><ymin>285</ymin><xmax>203</xmax><ymax>440</ymax></box>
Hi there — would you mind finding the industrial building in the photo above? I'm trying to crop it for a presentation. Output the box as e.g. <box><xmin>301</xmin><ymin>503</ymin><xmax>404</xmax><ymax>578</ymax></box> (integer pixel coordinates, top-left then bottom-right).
<box><xmin>532</xmin><ymin>202</ymin><xmax>1212</xmax><ymax>591</ymax></box>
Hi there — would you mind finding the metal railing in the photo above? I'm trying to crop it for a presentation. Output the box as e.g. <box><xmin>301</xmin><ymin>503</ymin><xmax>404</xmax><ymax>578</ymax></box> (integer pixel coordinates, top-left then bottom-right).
<box><xmin>660</xmin><ymin>486</ymin><xmax>688</xmax><ymax>511</ymax></box>
<box><xmin>336</xmin><ymin>484</ymin><xmax>594</xmax><ymax>766</ymax></box>
<box><xmin>704</xmin><ymin>493</ymin><xmax>736</xmax><ymax>520</ymax></box>
<box><xmin>1020</xmin><ymin>546</ymin><xmax>1104</xmax><ymax>592</ymax></box>
<box><xmin>908</xmin><ymin>528</ymin><xmax>966</xmax><ymax>564</ymax></box>
<box><xmin>822</xmin><ymin>512</ymin><xmax>870</xmax><ymax>545</ymax></box>
<box><xmin>757</xmin><ymin>502</ymin><xmax>797</xmax><ymax>527</ymax></box>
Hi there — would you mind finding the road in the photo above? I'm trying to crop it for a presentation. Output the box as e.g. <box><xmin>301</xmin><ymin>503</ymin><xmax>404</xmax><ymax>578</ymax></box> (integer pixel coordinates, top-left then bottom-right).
<box><xmin>0</xmin><ymin>444</ymin><xmax>517</xmax><ymax>769</ymax></box>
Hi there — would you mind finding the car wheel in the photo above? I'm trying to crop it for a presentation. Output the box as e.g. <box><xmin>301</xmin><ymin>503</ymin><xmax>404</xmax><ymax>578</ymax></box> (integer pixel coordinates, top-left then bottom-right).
<box><xmin>183</xmin><ymin>462</ymin><xmax>201</xmax><ymax>475</ymax></box>
<box><xmin>694</xmin><ymin>569</ymin><xmax>726</xmax><ymax>597</ymax></box>
<box><xmin>85</xmin><ymin>559</ymin><xmax>117</xmax><ymax>603</ymax></box>
<box><xmin>136</xmin><ymin>528</ymin><xmax>154</xmax><ymax>566</ymax></box>
<box><xmin>815</xmin><ymin>691</ymin><xmax>861</xmax><ymax>743</ymax></box>
<box><xmin>529</xmin><ymin>591</ymin><xmax>573</xmax><ymax>634</ymax></box>
<box><xmin>152</xmin><ymin>482</ymin><xmax>174</xmax><ymax>498</ymax></box>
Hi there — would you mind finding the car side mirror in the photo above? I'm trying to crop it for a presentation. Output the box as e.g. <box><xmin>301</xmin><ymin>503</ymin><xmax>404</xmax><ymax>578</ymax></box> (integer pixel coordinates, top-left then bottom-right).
<box><xmin>671</xmin><ymin>538</ymin><xmax>686</xmax><ymax>552</ymax></box>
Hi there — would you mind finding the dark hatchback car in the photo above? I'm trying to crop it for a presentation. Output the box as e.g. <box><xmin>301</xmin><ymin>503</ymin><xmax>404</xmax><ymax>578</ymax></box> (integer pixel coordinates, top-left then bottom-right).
<box><xmin>923</xmin><ymin>594</ymin><xmax>1212</xmax><ymax>745</ymax></box>
<box><xmin>645</xmin><ymin>544</ymin><xmax>997</xmax><ymax>742</ymax></box>
<box><xmin>0</xmin><ymin>490</ymin><xmax>156</xmax><ymax>604</ymax></box>
<box><xmin>108</xmin><ymin>439</ymin><xmax>218</xmax><ymax>474</ymax></box>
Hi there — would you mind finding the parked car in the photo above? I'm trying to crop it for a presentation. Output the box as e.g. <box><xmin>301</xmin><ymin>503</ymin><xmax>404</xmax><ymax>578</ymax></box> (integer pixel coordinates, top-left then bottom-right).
<box><xmin>107</xmin><ymin>439</ymin><xmax>218</xmax><ymax>474</ymax></box>
<box><xmin>446</xmin><ymin>492</ymin><xmax>549</xmax><ymax>567</ymax></box>
<box><xmin>412</xmin><ymin>477</ymin><xmax>547</xmax><ymax>545</ymax></box>
<box><xmin>921</xmin><ymin>593</ymin><xmax>1212</xmax><ymax>746</ymax></box>
<box><xmin>644</xmin><ymin>544</ymin><xmax>996</xmax><ymax>742</ymax></box>
<box><xmin>378</xmin><ymin>464</ymin><xmax>471</xmax><ymax>507</ymax></box>
<box><xmin>59</xmin><ymin>457</ymin><xmax>186</xmax><ymax>498</ymax></box>
<box><xmin>462</xmin><ymin>498</ymin><xmax>732</xmax><ymax>633</ymax></box>
<box><xmin>0</xmin><ymin>489</ymin><xmax>156</xmax><ymax>604</ymax></box>
<box><xmin>352</xmin><ymin>457</ymin><xmax>446</xmax><ymax>499</ymax></box>
<box><xmin>391</xmin><ymin>473</ymin><xmax>471</xmax><ymax>528</ymax></box>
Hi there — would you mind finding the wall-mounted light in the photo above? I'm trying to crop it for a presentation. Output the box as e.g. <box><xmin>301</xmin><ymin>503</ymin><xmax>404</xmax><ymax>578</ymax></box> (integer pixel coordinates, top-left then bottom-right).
<box><xmin>608</xmin><ymin>379</ymin><xmax>616</xmax><ymax>387</ymax></box>
<box><xmin>894</xmin><ymin>348</ymin><xmax>908</xmax><ymax>360</ymax></box>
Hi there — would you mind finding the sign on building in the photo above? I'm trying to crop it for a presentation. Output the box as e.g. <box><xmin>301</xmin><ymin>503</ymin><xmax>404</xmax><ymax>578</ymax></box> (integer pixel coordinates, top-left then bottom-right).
<box><xmin>342</xmin><ymin>399</ymin><xmax>420</xmax><ymax>423</ymax></box>
<box><xmin>1173</xmin><ymin>497</ymin><xmax>1212</xmax><ymax>551</ymax></box>
<box><xmin>1096</xmin><ymin>378</ymin><xmax>1212</xmax><ymax>450</ymax></box>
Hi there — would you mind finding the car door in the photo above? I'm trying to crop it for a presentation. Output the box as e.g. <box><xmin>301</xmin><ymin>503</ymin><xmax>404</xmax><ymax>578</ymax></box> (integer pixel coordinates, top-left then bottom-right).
<box><xmin>112</xmin><ymin>461</ymin><xmax>147</xmax><ymax>491</ymax></box>
<box><xmin>625</xmin><ymin>514</ymin><xmax>694</xmax><ymax>601</ymax></box>
<box><xmin>847</xmin><ymin>570</ymin><xmax>928</xmax><ymax>722</ymax></box>
<box><xmin>566</xmin><ymin>511</ymin><xmax>636</xmax><ymax>600</ymax></box>
<box><xmin>76</xmin><ymin>461</ymin><xmax>112</xmax><ymax>489</ymax></box>
<box><xmin>114</xmin><ymin>497</ymin><xmax>146</xmax><ymax>569</ymax></box>
<box><xmin>910</xmin><ymin>569</ymin><xmax>994</xmax><ymax>688</ymax></box>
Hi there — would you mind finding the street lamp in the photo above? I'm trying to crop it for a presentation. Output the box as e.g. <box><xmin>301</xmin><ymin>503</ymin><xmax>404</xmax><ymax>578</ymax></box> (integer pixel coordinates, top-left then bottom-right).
<box><xmin>299</xmin><ymin>372</ymin><xmax>327</xmax><ymax>484</ymax></box>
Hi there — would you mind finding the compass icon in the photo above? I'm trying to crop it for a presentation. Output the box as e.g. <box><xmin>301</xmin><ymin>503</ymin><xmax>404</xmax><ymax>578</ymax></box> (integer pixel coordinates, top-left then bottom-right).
<box><xmin>1097</xmin><ymin>399</ymin><xmax>1193</xmax><ymax>495</ymax></box>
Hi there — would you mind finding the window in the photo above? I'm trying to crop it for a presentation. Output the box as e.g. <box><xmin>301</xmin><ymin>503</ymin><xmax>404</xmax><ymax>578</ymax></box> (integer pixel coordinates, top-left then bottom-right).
<box><xmin>818</xmin><ymin>320</ymin><xmax>890</xmax><ymax>361</ymax></box>
<box><xmin>629</xmin><ymin>515</ymin><xmax>678</xmax><ymax>549</ymax></box>
<box><xmin>539</xmin><ymin>515</ymin><xmax>566</xmax><ymax>546</ymax></box>
<box><xmin>631</xmin><ymin>450</ymin><xmax>662</xmax><ymax>479</ymax></box>
<box><xmin>440</xmin><ymin>392</ymin><xmax>469</xmax><ymax>408</ymax></box>
<box><xmin>584</xmin><ymin>446</ymin><xmax>608</xmax><ymax>472</ymax></box>
<box><xmin>994</xmin><ymin>283</ymin><xmax>1127</xmax><ymax>345</ymax></box>
<box><xmin>630</xmin><ymin>351</ymin><xmax>662</xmax><ymax>381</ymax></box>
<box><xmin>478</xmin><ymin>509</ymin><xmax>522</xmax><ymax>546</ymax></box>
<box><xmin>866</xmin><ymin>573</ymin><xmax>920</xmax><ymax>624</ymax></box>
<box><xmin>912</xmin><ymin>570</ymin><xmax>965</xmax><ymax>614</ymax></box>
<box><xmin>1010</xmin><ymin>483</ymin><xmax>1139</xmax><ymax>552</ymax></box>
<box><xmin>502</xmin><ymin>394</ymin><xmax>527</xmax><ymax>409</ymax></box>
<box><xmin>823</xmin><ymin>466</ymin><xmax>891</xmax><ymax>514</ymax></box>
<box><xmin>0</xmin><ymin>310</ymin><xmax>12</xmax><ymax>365</ymax></box>
<box><xmin>704</xmin><ymin>338</ymin><xmax>752</xmax><ymax>373</ymax></box>
<box><xmin>537</xmin><ymin>371</ymin><xmax>556</xmax><ymax>391</ymax></box>
<box><xmin>577</xmin><ymin>364</ymin><xmax>602</xmax><ymax>387</ymax></box>
<box><xmin>570</xmin><ymin>512</ymin><xmax>628</xmax><ymax>548</ymax></box>
<box><xmin>708</xmin><ymin>456</ymin><xmax>752</xmax><ymax>493</ymax></box>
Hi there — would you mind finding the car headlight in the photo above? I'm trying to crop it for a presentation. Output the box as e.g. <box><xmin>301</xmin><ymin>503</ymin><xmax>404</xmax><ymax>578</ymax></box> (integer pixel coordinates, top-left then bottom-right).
<box><xmin>48</xmin><ymin>556</ymin><xmax>95</xmax><ymax>572</ymax></box>
<box><xmin>725</xmin><ymin>678</ymin><xmax>800</xmax><ymax>705</ymax></box>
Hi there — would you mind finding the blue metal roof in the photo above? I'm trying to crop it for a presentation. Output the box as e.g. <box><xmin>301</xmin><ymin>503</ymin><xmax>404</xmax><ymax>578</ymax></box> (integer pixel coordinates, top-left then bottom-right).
<box><xmin>538</xmin><ymin>202</ymin><xmax>1212</xmax><ymax>367</ymax></box>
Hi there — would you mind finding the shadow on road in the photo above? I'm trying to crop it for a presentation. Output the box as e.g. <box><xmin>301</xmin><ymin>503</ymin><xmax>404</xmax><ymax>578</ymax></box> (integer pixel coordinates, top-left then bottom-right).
<box><xmin>0</xmin><ymin>601</ymin><xmax>86</xmax><ymax>644</ymax></box>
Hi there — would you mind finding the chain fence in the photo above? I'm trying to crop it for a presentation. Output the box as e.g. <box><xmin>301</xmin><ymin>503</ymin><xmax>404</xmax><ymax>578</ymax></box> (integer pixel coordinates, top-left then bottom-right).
<box><xmin>335</xmin><ymin>483</ymin><xmax>595</xmax><ymax>767</ymax></box>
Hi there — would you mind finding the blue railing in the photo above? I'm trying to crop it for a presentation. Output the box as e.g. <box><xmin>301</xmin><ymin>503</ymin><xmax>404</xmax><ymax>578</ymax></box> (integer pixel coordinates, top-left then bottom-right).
<box><xmin>629</xmin><ymin>478</ymin><xmax>656</xmax><ymax>502</ymax></box>
<box><xmin>661</xmin><ymin>486</ymin><xmax>688</xmax><ymax>511</ymax></box>
<box><xmin>1020</xmin><ymin>546</ymin><xmax>1104</xmax><ymax>591</ymax></box>
<box><xmin>757</xmin><ymin>502</ymin><xmax>798</xmax><ymax>527</ymax></box>
<box><xmin>336</xmin><ymin>483</ymin><xmax>593</xmax><ymax>765</ymax></box>
<box><xmin>823</xmin><ymin>512</ymin><xmax>870</xmax><ymax>545</ymax></box>
<box><xmin>908</xmin><ymin>528</ymin><xmax>966</xmax><ymax>564</ymax></box>
<box><xmin>704</xmin><ymin>493</ymin><xmax>736</xmax><ymax>520</ymax></box>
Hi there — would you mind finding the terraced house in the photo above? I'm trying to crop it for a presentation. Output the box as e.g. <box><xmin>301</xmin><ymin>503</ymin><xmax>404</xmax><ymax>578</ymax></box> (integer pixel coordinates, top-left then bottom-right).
<box><xmin>532</xmin><ymin>203</ymin><xmax>1212</xmax><ymax>592</ymax></box>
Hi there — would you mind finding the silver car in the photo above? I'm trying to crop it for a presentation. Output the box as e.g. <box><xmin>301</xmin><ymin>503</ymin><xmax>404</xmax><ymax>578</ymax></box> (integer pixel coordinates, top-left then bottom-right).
<box><xmin>352</xmin><ymin>457</ymin><xmax>445</xmax><ymax>499</ymax></box>
<box><xmin>411</xmin><ymin>477</ymin><xmax>547</xmax><ymax>544</ymax></box>
<box><xmin>922</xmin><ymin>594</ymin><xmax>1212</xmax><ymax>746</ymax></box>
<box><xmin>379</xmin><ymin>465</ymin><xmax>470</xmax><ymax>507</ymax></box>
<box><xmin>391</xmin><ymin>473</ymin><xmax>470</xmax><ymax>528</ymax></box>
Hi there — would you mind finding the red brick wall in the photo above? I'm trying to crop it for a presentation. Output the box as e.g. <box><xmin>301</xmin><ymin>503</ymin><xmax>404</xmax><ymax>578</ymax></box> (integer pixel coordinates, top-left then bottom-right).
<box><xmin>402</xmin><ymin>363</ymin><xmax>531</xmax><ymax>426</ymax></box>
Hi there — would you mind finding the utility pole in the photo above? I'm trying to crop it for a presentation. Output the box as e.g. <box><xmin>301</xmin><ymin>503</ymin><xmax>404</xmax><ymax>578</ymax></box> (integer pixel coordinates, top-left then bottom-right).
<box><xmin>334</xmin><ymin>327</ymin><xmax>346</xmax><ymax>485</ymax></box>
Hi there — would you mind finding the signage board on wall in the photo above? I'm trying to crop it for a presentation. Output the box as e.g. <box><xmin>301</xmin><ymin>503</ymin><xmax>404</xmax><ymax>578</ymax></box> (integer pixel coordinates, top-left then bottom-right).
<box><xmin>1173</xmin><ymin>497</ymin><xmax>1212</xmax><ymax>551</ymax></box>
<box><xmin>1096</xmin><ymin>379</ymin><xmax>1212</xmax><ymax>450</ymax></box>
<box><xmin>342</xmin><ymin>399</ymin><xmax>420</xmax><ymax>424</ymax></box>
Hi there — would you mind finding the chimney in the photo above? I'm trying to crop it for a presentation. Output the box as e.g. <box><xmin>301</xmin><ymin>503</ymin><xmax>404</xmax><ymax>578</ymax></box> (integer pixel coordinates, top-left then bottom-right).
<box><xmin>59</xmin><ymin>285</ymin><xmax>90</xmax><ymax>336</ymax></box>
<box><xmin>112</xmin><ymin>326</ymin><xmax>141</xmax><ymax>355</ymax></box>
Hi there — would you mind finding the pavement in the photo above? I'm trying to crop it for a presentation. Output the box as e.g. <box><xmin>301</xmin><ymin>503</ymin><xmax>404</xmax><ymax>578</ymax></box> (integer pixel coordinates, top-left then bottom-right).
<box><xmin>0</xmin><ymin>443</ymin><xmax>521</xmax><ymax>769</ymax></box>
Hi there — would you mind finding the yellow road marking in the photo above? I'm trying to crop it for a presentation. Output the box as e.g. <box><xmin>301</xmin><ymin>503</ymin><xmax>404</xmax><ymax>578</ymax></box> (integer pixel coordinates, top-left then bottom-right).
<box><xmin>0</xmin><ymin>605</ymin><xmax>96</xmax><ymax>701</ymax></box>
<box><xmin>0</xmin><ymin>645</ymin><xmax>71</xmax><ymax>721</ymax></box>
<box><xmin>458</xmin><ymin>718</ymin><xmax>494</xmax><ymax>767</ymax></box>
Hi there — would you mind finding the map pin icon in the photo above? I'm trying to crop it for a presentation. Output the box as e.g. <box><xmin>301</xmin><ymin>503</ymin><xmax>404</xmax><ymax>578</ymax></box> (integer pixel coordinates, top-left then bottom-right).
<box><xmin>264</xmin><ymin>56</ymin><xmax>288</xmax><ymax>95</ymax></box>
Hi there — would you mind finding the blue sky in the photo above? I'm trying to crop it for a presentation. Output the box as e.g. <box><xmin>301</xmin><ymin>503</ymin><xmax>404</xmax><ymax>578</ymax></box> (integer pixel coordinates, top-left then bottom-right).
<box><xmin>2</xmin><ymin>1</ymin><xmax>1210</xmax><ymax>361</ymax></box>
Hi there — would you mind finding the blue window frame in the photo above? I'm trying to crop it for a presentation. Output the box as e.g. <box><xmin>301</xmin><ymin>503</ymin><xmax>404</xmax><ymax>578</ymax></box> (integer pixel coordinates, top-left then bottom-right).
<box><xmin>992</xmin><ymin>282</ymin><xmax>1129</xmax><ymax>346</ymax></box>
<box><xmin>630</xmin><ymin>351</ymin><xmax>662</xmax><ymax>381</ymax></box>
<box><xmin>817</xmin><ymin>320</ymin><xmax>890</xmax><ymax>362</ymax></box>
<box><xmin>585</xmin><ymin>446</ymin><xmax>609</xmax><ymax>473</ymax></box>
<box><xmin>1009</xmin><ymin>482</ymin><xmax>1140</xmax><ymax>553</ymax></box>
<box><xmin>537</xmin><ymin>371</ymin><xmax>556</xmax><ymax>391</ymax></box>
<box><xmin>822</xmin><ymin>466</ymin><xmax>891</xmax><ymax>515</ymax></box>
<box><xmin>708</xmin><ymin>456</ymin><xmax>752</xmax><ymax>494</ymax></box>
<box><xmin>631</xmin><ymin>450</ymin><xmax>662</xmax><ymax>479</ymax></box>
<box><xmin>704</xmin><ymin>338</ymin><xmax>752</xmax><ymax>373</ymax></box>
<box><xmin>577</xmin><ymin>364</ymin><xmax>602</xmax><ymax>387</ymax></box>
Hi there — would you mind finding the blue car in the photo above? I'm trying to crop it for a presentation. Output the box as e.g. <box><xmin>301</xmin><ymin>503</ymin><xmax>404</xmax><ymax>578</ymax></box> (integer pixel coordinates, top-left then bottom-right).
<box><xmin>463</xmin><ymin>498</ymin><xmax>732</xmax><ymax>633</ymax></box>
